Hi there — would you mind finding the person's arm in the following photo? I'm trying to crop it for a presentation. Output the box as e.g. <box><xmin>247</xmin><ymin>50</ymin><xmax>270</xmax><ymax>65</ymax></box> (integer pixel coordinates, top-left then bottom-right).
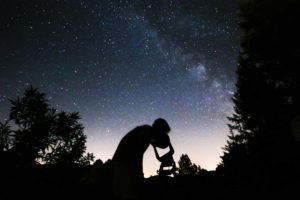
<box><xmin>169</xmin><ymin>141</ymin><xmax>174</xmax><ymax>155</ymax></box>
<box><xmin>153</xmin><ymin>145</ymin><xmax>161</xmax><ymax>161</ymax></box>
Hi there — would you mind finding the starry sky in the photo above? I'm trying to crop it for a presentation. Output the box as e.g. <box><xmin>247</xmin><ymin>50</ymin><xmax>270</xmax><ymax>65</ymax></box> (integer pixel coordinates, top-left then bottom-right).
<box><xmin>0</xmin><ymin>0</ymin><xmax>239</xmax><ymax>176</ymax></box>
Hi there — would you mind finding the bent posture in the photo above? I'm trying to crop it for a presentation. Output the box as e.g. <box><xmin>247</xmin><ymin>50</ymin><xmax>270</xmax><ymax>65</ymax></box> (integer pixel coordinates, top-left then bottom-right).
<box><xmin>112</xmin><ymin>118</ymin><xmax>171</xmax><ymax>199</ymax></box>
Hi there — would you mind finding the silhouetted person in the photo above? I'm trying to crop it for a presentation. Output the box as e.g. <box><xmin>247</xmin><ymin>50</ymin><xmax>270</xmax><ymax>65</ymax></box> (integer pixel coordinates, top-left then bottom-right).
<box><xmin>112</xmin><ymin>118</ymin><xmax>171</xmax><ymax>199</ymax></box>
<box><xmin>153</xmin><ymin>138</ymin><xmax>176</xmax><ymax>177</ymax></box>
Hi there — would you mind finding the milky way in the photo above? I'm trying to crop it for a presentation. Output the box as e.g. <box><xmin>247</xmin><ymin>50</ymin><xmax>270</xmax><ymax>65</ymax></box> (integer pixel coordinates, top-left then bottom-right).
<box><xmin>0</xmin><ymin>0</ymin><xmax>239</xmax><ymax>176</ymax></box>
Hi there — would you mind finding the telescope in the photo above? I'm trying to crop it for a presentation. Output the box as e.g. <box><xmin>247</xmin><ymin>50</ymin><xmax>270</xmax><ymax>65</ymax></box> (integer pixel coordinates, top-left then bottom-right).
<box><xmin>153</xmin><ymin>143</ymin><xmax>177</xmax><ymax>177</ymax></box>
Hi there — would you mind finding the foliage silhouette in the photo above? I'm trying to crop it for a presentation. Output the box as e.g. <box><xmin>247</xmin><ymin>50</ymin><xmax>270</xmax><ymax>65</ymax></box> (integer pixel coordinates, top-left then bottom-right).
<box><xmin>43</xmin><ymin>111</ymin><xmax>95</xmax><ymax>165</ymax></box>
<box><xmin>177</xmin><ymin>154</ymin><xmax>201</xmax><ymax>176</ymax></box>
<box><xmin>93</xmin><ymin>158</ymin><xmax>104</xmax><ymax>167</ymax></box>
<box><xmin>8</xmin><ymin>86</ymin><xmax>55</xmax><ymax>165</ymax></box>
<box><xmin>217</xmin><ymin>0</ymin><xmax>300</xmax><ymax>193</ymax></box>
<box><xmin>1</xmin><ymin>86</ymin><xmax>94</xmax><ymax>166</ymax></box>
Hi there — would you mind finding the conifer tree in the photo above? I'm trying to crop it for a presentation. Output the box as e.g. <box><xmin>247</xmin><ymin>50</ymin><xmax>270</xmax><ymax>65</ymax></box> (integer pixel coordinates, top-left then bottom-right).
<box><xmin>218</xmin><ymin>0</ymin><xmax>300</xmax><ymax>187</ymax></box>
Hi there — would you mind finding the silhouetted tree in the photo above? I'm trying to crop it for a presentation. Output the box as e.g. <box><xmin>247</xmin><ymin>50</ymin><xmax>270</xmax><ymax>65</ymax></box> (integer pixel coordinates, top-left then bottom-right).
<box><xmin>93</xmin><ymin>159</ymin><xmax>104</xmax><ymax>167</ymax></box>
<box><xmin>218</xmin><ymin>0</ymin><xmax>300</xmax><ymax>190</ymax></box>
<box><xmin>43</xmin><ymin>111</ymin><xmax>95</xmax><ymax>165</ymax></box>
<box><xmin>5</xmin><ymin>86</ymin><xmax>94</xmax><ymax>166</ymax></box>
<box><xmin>9</xmin><ymin>86</ymin><xmax>53</xmax><ymax>165</ymax></box>
<box><xmin>177</xmin><ymin>154</ymin><xmax>201</xmax><ymax>176</ymax></box>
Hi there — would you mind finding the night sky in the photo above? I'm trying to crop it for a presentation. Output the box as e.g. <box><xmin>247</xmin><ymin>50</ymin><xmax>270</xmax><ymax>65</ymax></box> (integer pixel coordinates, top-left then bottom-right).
<box><xmin>0</xmin><ymin>0</ymin><xmax>239</xmax><ymax>176</ymax></box>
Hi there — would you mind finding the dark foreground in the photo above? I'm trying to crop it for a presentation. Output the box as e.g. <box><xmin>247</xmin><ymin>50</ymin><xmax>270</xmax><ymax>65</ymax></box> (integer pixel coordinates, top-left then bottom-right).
<box><xmin>1</xmin><ymin>164</ymin><xmax>299</xmax><ymax>199</ymax></box>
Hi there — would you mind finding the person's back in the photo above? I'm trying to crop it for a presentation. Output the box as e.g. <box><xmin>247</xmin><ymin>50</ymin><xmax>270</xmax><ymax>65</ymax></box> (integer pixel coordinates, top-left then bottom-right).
<box><xmin>112</xmin><ymin>125</ymin><xmax>152</xmax><ymax>176</ymax></box>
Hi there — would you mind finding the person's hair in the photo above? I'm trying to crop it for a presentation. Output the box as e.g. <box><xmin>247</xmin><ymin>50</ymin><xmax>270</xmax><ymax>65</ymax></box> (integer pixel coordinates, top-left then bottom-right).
<box><xmin>152</xmin><ymin>118</ymin><xmax>171</xmax><ymax>134</ymax></box>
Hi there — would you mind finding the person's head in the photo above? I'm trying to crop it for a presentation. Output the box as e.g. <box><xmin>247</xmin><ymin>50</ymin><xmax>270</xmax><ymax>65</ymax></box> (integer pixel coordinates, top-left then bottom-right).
<box><xmin>151</xmin><ymin>118</ymin><xmax>171</xmax><ymax>148</ymax></box>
